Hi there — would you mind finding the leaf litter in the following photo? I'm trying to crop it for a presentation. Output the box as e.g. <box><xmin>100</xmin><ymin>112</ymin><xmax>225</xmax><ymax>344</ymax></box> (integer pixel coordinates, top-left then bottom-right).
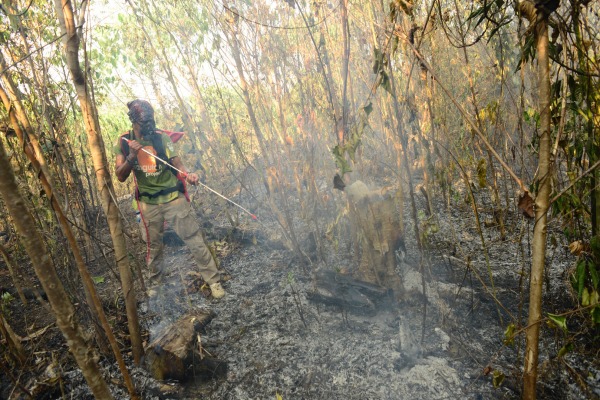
<box><xmin>1</xmin><ymin>187</ymin><xmax>598</xmax><ymax>400</ymax></box>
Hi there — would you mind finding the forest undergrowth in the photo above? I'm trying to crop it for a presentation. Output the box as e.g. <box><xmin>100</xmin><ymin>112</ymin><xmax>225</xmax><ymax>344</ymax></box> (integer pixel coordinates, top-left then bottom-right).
<box><xmin>0</xmin><ymin>166</ymin><xmax>598</xmax><ymax>400</ymax></box>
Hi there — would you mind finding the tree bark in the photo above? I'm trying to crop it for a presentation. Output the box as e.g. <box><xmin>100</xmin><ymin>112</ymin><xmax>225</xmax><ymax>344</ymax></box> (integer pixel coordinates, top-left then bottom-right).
<box><xmin>0</xmin><ymin>242</ymin><xmax>27</xmax><ymax>305</ymax></box>
<box><xmin>0</xmin><ymin>64</ymin><xmax>110</xmax><ymax>352</ymax></box>
<box><xmin>0</xmin><ymin>77</ymin><xmax>136</xmax><ymax>396</ymax></box>
<box><xmin>0</xmin><ymin>137</ymin><xmax>114</xmax><ymax>400</ymax></box>
<box><xmin>521</xmin><ymin>3</ymin><xmax>553</xmax><ymax>399</ymax></box>
<box><xmin>53</xmin><ymin>0</ymin><xmax>144</xmax><ymax>368</ymax></box>
<box><xmin>0</xmin><ymin>311</ymin><xmax>25</xmax><ymax>365</ymax></box>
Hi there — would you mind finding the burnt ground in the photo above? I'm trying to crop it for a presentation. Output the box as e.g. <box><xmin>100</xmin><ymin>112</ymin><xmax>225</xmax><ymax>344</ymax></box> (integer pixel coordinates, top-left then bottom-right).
<box><xmin>1</xmin><ymin>180</ymin><xmax>599</xmax><ymax>400</ymax></box>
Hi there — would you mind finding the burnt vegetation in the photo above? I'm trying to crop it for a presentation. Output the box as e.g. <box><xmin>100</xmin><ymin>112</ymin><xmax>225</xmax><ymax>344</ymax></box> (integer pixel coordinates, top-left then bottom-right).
<box><xmin>0</xmin><ymin>0</ymin><xmax>599</xmax><ymax>399</ymax></box>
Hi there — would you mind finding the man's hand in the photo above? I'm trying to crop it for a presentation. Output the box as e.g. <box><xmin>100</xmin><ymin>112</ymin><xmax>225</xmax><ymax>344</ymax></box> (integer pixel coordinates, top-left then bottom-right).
<box><xmin>185</xmin><ymin>172</ymin><xmax>199</xmax><ymax>185</ymax></box>
<box><xmin>128</xmin><ymin>140</ymin><xmax>143</xmax><ymax>157</ymax></box>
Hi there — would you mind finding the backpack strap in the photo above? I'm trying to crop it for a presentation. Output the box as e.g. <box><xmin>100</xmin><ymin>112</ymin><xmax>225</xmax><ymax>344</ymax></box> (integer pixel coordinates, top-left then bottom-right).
<box><xmin>122</xmin><ymin>130</ymin><xmax>191</xmax><ymax>203</ymax></box>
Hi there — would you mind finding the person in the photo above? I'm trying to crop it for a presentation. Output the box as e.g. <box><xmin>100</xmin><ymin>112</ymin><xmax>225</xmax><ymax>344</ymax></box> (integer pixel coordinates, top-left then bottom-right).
<box><xmin>114</xmin><ymin>99</ymin><xmax>225</xmax><ymax>299</ymax></box>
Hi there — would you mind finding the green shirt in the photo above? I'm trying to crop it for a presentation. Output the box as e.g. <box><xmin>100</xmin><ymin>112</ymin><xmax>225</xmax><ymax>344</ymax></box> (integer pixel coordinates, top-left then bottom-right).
<box><xmin>114</xmin><ymin>131</ymin><xmax>179</xmax><ymax>205</ymax></box>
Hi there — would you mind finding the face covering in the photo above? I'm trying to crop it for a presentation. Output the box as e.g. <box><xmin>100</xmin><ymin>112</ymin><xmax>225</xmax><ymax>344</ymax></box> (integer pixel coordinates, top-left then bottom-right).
<box><xmin>127</xmin><ymin>99</ymin><xmax>156</xmax><ymax>137</ymax></box>
<box><xmin>139</xmin><ymin>119</ymin><xmax>157</xmax><ymax>138</ymax></box>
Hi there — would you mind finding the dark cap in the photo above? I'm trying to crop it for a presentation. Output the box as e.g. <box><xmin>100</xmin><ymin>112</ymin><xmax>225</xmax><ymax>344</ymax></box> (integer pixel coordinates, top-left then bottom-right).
<box><xmin>127</xmin><ymin>99</ymin><xmax>155</xmax><ymax>123</ymax></box>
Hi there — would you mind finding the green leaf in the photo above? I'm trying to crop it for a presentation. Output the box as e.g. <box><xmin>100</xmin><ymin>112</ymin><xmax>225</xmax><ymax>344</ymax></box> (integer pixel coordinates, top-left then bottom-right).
<box><xmin>503</xmin><ymin>323</ymin><xmax>515</xmax><ymax>346</ymax></box>
<box><xmin>492</xmin><ymin>370</ymin><xmax>505</xmax><ymax>388</ymax></box>
<box><xmin>567</xmin><ymin>74</ymin><xmax>580</xmax><ymax>103</ymax></box>
<box><xmin>582</xmin><ymin>287</ymin><xmax>590</xmax><ymax>306</ymax></box>
<box><xmin>380</xmin><ymin>71</ymin><xmax>393</xmax><ymax>96</ymax></box>
<box><xmin>466</xmin><ymin>0</ymin><xmax>496</xmax><ymax>31</ymax></box>
<box><xmin>591</xmin><ymin>290</ymin><xmax>599</xmax><ymax>305</ymax></box>
<box><xmin>392</xmin><ymin>34</ymin><xmax>400</xmax><ymax>54</ymax></box>
<box><xmin>589</xmin><ymin>262</ymin><xmax>599</xmax><ymax>290</ymax></box>
<box><xmin>0</xmin><ymin>31</ymin><xmax>9</xmax><ymax>45</ymax></box>
<box><xmin>466</xmin><ymin>6</ymin><xmax>485</xmax><ymax>23</ymax></box>
<box><xmin>591</xmin><ymin>306</ymin><xmax>600</xmax><ymax>324</ymax></box>
<box><xmin>373</xmin><ymin>48</ymin><xmax>383</xmax><ymax>74</ymax></box>
<box><xmin>92</xmin><ymin>276</ymin><xmax>105</xmax><ymax>284</ymax></box>
<box><xmin>477</xmin><ymin>158</ymin><xmax>487</xmax><ymax>188</ymax></box>
<box><xmin>547</xmin><ymin>313</ymin><xmax>568</xmax><ymax>332</ymax></box>
<box><xmin>516</xmin><ymin>34</ymin><xmax>536</xmax><ymax>72</ymax></box>
<box><xmin>557</xmin><ymin>342</ymin><xmax>573</xmax><ymax>358</ymax></box>
<box><xmin>331</xmin><ymin>145</ymin><xmax>352</xmax><ymax>175</ymax></box>
<box><xmin>1</xmin><ymin>292</ymin><xmax>14</xmax><ymax>302</ymax></box>
<box><xmin>363</xmin><ymin>102</ymin><xmax>373</xmax><ymax>116</ymax></box>
<box><xmin>486</xmin><ymin>19</ymin><xmax>510</xmax><ymax>43</ymax></box>
<box><xmin>332</xmin><ymin>144</ymin><xmax>343</xmax><ymax>158</ymax></box>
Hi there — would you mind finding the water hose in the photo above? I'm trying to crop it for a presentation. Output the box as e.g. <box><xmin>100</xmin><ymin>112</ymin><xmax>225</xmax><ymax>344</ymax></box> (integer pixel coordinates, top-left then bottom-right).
<box><xmin>122</xmin><ymin>137</ymin><xmax>257</xmax><ymax>220</ymax></box>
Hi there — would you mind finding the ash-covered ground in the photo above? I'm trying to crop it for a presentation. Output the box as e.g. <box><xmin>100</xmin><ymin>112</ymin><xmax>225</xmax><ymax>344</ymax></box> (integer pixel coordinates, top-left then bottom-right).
<box><xmin>2</xmin><ymin>186</ymin><xmax>598</xmax><ymax>400</ymax></box>
<box><xmin>109</xmin><ymin>191</ymin><xmax>597</xmax><ymax>400</ymax></box>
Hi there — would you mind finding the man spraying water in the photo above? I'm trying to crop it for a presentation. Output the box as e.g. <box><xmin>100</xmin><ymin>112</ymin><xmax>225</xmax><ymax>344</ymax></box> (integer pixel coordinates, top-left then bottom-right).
<box><xmin>114</xmin><ymin>99</ymin><xmax>226</xmax><ymax>299</ymax></box>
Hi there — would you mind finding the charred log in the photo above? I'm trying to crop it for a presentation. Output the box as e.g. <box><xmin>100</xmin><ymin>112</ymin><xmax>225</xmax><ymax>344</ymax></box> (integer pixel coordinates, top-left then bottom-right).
<box><xmin>144</xmin><ymin>310</ymin><xmax>227</xmax><ymax>381</ymax></box>
<box><xmin>308</xmin><ymin>269</ymin><xmax>395</xmax><ymax>316</ymax></box>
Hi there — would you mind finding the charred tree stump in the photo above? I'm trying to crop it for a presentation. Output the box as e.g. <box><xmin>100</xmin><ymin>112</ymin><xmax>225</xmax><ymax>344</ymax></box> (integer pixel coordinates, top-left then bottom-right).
<box><xmin>144</xmin><ymin>310</ymin><xmax>227</xmax><ymax>381</ymax></box>
<box><xmin>308</xmin><ymin>269</ymin><xmax>394</xmax><ymax>316</ymax></box>
<box><xmin>345</xmin><ymin>181</ymin><xmax>404</xmax><ymax>297</ymax></box>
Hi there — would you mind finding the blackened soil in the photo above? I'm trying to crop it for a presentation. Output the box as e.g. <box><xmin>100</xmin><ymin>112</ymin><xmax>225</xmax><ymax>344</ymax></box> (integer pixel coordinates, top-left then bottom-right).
<box><xmin>0</xmin><ymin>187</ymin><xmax>598</xmax><ymax>400</ymax></box>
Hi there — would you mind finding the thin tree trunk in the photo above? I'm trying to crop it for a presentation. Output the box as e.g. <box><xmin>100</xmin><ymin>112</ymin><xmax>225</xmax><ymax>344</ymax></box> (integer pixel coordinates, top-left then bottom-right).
<box><xmin>389</xmin><ymin>54</ymin><xmax>427</xmax><ymax>344</ymax></box>
<box><xmin>0</xmin><ymin>310</ymin><xmax>25</xmax><ymax>365</ymax></box>
<box><xmin>340</xmin><ymin>0</ymin><xmax>350</xmax><ymax>145</ymax></box>
<box><xmin>0</xmin><ymin>65</ymin><xmax>108</xmax><ymax>346</ymax></box>
<box><xmin>54</xmin><ymin>0</ymin><xmax>144</xmax><ymax>371</ymax></box>
<box><xmin>224</xmin><ymin>9</ymin><xmax>309</xmax><ymax>262</ymax></box>
<box><xmin>421</xmin><ymin>67</ymin><xmax>437</xmax><ymax>216</ymax></box>
<box><xmin>226</xmin><ymin>15</ymin><xmax>269</xmax><ymax>161</ymax></box>
<box><xmin>127</xmin><ymin>0</ymin><xmax>198</xmax><ymax>146</ymax></box>
<box><xmin>0</xmin><ymin>242</ymin><xmax>27</xmax><ymax>305</ymax></box>
<box><xmin>572</xmin><ymin>4</ymin><xmax>599</xmax><ymax>236</ymax></box>
<box><xmin>0</xmin><ymin>78</ymin><xmax>134</xmax><ymax>391</ymax></box>
<box><xmin>452</xmin><ymin>0</ymin><xmax>505</xmax><ymax>239</ymax></box>
<box><xmin>521</xmin><ymin>3</ymin><xmax>553</xmax><ymax>398</ymax></box>
<box><xmin>0</xmin><ymin>137</ymin><xmax>114</xmax><ymax>400</ymax></box>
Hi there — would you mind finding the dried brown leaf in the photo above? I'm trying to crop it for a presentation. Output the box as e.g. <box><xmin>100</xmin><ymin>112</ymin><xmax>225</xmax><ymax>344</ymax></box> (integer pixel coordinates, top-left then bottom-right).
<box><xmin>518</xmin><ymin>191</ymin><xmax>535</xmax><ymax>219</ymax></box>
<box><xmin>568</xmin><ymin>240</ymin><xmax>588</xmax><ymax>256</ymax></box>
